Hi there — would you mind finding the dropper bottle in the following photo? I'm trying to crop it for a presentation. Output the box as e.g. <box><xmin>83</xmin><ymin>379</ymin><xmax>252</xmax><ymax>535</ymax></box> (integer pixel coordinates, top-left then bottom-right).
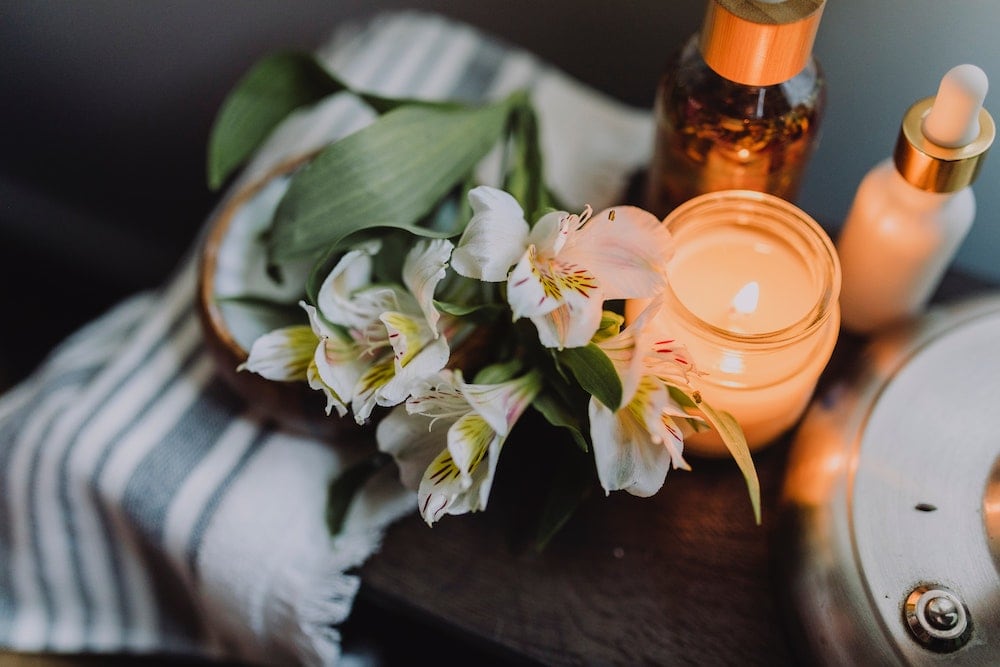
<box><xmin>645</xmin><ymin>0</ymin><xmax>827</xmax><ymax>217</ymax></box>
<box><xmin>836</xmin><ymin>64</ymin><xmax>995</xmax><ymax>334</ymax></box>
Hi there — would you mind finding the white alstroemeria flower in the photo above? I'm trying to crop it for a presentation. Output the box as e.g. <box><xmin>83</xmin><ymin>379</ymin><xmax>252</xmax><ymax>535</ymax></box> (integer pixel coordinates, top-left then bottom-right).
<box><xmin>402</xmin><ymin>237</ymin><xmax>452</xmax><ymax>336</ymax></box>
<box><xmin>375</xmin><ymin>368</ymin><xmax>542</xmax><ymax>525</ymax></box>
<box><xmin>452</xmin><ymin>185</ymin><xmax>673</xmax><ymax>349</ymax></box>
<box><xmin>588</xmin><ymin>300</ymin><xmax>698</xmax><ymax>497</ymax></box>
<box><xmin>235</xmin><ymin>239</ymin><xmax>381</xmax><ymax>417</ymax></box>
<box><xmin>312</xmin><ymin>238</ymin><xmax>454</xmax><ymax>425</ymax></box>
<box><xmin>238</xmin><ymin>324</ymin><xmax>316</xmax><ymax>382</ymax></box>
<box><xmin>451</xmin><ymin>186</ymin><xmax>530</xmax><ymax>282</ymax></box>
<box><xmin>314</xmin><ymin>239</ymin><xmax>383</xmax><ymax>331</ymax></box>
<box><xmin>239</xmin><ymin>306</ymin><xmax>355</xmax><ymax>418</ymax></box>
<box><xmin>240</xmin><ymin>237</ymin><xmax>455</xmax><ymax>424</ymax></box>
<box><xmin>349</xmin><ymin>292</ymin><xmax>450</xmax><ymax>421</ymax></box>
<box><xmin>508</xmin><ymin>202</ymin><xmax>674</xmax><ymax>349</ymax></box>
<box><xmin>303</xmin><ymin>303</ymin><xmax>364</xmax><ymax>417</ymax></box>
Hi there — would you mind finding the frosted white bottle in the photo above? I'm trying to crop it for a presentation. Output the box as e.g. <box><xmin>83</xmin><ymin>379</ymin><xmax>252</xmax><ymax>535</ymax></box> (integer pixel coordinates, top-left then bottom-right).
<box><xmin>837</xmin><ymin>159</ymin><xmax>975</xmax><ymax>332</ymax></box>
<box><xmin>837</xmin><ymin>64</ymin><xmax>995</xmax><ymax>334</ymax></box>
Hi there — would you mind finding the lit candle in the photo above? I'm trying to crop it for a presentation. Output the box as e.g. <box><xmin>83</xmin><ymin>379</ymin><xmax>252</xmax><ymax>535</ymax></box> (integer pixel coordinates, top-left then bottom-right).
<box><xmin>627</xmin><ymin>190</ymin><xmax>842</xmax><ymax>456</ymax></box>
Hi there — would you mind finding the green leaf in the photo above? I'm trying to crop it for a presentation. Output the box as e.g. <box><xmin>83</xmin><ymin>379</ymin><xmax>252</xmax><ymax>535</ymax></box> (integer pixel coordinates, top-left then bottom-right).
<box><xmin>207</xmin><ymin>51</ymin><xmax>468</xmax><ymax>191</ymax></box>
<box><xmin>214</xmin><ymin>293</ymin><xmax>305</xmax><ymax>315</ymax></box>
<box><xmin>592</xmin><ymin>310</ymin><xmax>625</xmax><ymax>344</ymax></box>
<box><xmin>434</xmin><ymin>300</ymin><xmax>503</xmax><ymax>319</ymax></box>
<box><xmin>668</xmin><ymin>385</ymin><xmax>699</xmax><ymax>410</ymax></box>
<box><xmin>472</xmin><ymin>359</ymin><xmax>523</xmax><ymax>385</ymax></box>
<box><xmin>556</xmin><ymin>344</ymin><xmax>622</xmax><ymax>412</ymax></box>
<box><xmin>504</xmin><ymin>100</ymin><xmax>550</xmax><ymax>220</ymax></box>
<box><xmin>267</xmin><ymin>96</ymin><xmax>518</xmax><ymax>264</ymax></box>
<box><xmin>348</xmin><ymin>89</ymin><xmax>465</xmax><ymax>117</ymax></box>
<box><xmin>695</xmin><ymin>399</ymin><xmax>761</xmax><ymax>525</ymax></box>
<box><xmin>531</xmin><ymin>392</ymin><xmax>589</xmax><ymax>452</ymax></box>
<box><xmin>325</xmin><ymin>452</ymin><xmax>391</xmax><ymax>536</ymax></box>
<box><xmin>207</xmin><ymin>52</ymin><xmax>345</xmax><ymax>190</ymax></box>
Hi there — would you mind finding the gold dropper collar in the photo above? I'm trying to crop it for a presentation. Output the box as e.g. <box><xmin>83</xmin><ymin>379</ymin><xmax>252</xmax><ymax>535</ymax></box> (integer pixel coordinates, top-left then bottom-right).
<box><xmin>893</xmin><ymin>97</ymin><xmax>995</xmax><ymax>192</ymax></box>
<box><xmin>700</xmin><ymin>0</ymin><xmax>826</xmax><ymax>86</ymax></box>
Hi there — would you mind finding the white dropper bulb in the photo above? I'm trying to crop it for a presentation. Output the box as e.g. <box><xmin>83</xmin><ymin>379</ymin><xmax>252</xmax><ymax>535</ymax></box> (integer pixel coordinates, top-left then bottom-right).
<box><xmin>921</xmin><ymin>64</ymin><xmax>989</xmax><ymax>148</ymax></box>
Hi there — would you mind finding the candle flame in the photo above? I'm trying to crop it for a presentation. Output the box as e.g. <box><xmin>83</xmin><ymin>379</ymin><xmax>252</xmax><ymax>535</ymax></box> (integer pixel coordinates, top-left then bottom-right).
<box><xmin>731</xmin><ymin>281</ymin><xmax>760</xmax><ymax>315</ymax></box>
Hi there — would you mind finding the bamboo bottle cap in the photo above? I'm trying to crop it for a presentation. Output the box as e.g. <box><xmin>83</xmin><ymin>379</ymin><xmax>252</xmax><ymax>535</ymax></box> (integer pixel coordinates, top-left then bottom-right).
<box><xmin>700</xmin><ymin>0</ymin><xmax>826</xmax><ymax>86</ymax></box>
<box><xmin>893</xmin><ymin>97</ymin><xmax>995</xmax><ymax>193</ymax></box>
<box><xmin>893</xmin><ymin>64</ymin><xmax>994</xmax><ymax>193</ymax></box>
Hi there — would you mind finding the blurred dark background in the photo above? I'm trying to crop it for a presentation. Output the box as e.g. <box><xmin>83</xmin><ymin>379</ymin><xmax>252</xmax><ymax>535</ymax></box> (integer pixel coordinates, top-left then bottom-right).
<box><xmin>2</xmin><ymin>0</ymin><xmax>999</xmax><ymax>380</ymax></box>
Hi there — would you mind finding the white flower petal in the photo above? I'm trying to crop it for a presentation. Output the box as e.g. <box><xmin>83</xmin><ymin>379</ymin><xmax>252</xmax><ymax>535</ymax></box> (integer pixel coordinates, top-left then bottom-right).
<box><xmin>312</xmin><ymin>333</ymin><xmax>364</xmax><ymax>407</ymax></box>
<box><xmin>474</xmin><ymin>436</ymin><xmax>504</xmax><ymax>514</ymax></box>
<box><xmin>380</xmin><ymin>310</ymin><xmax>432</xmax><ymax>369</ymax></box>
<box><xmin>563</xmin><ymin>205</ymin><xmax>672</xmax><ymax>300</ymax></box>
<box><xmin>351</xmin><ymin>286</ymin><xmax>405</xmax><ymax>352</ymax></box>
<box><xmin>589</xmin><ymin>396</ymin><xmax>671</xmax><ymax>498</ymax></box>
<box><xmin>459</xmin><ymin>370</ymin><xmax>542</xmax><ymax>437</ymax></box>
<box><xmin>306</xmin><ymin>360</ymin><xmax>349</xmax><ymax>418</ymax></box>
<box><xmin>598</xmin><ymin>297</ymin><xmax>659</xmax><ymax>406</ymax></box>
<box><xmin>525</xmin><ymin>210</ymin><xmax>566</xmax><ymax>251</ymax></box>
<box><xmin>351</xmin><ymin>328</ymin><xmax>450</xmax><ymax>425</ymax></box>
<box><xmin>351</xmin><ymin>356</ymin><xmax>395</xmax><ymax>425</ymax></box>
<box><xmin>417</xmin><ymin>427</ymin><xmax>503</xmax><ymax>525</ymax></box>
<box><xmin>451</xmin><ymin>186</ymin><xmax>530</xmax><ymax>282</ymax></box>
<box><xmin>629</xmin><ymin>295</ymin><xmax>700</xmax><ymax>387</ymax></box>
<box><xmin>404</xmin><ymin>370</ymin><xmax>471</xmax><ymax>421</ymax></box>
<box><xmin>526</xmin><ymin>285</ymin><xmax>605</xmax><ymax>350</ymax></box>
<box><xmin>415</xmin><ymin>448</ymin><xmax>467</xmax><ymax>525</ymax></box>
<box><xmin>506</xmin><ymin>211</ymin><xmax>576</xmax><ymax>322</ymax></box>
<box><xmin>508</xmin><ymin>218</ymin><xmax>609</xmax><ymax>349</ymax></box>
<box><xmin>237</xmin><ymin>325</ymin><xmax>317</xmax><ymax>381</ymax></box>
<box><xmin>378</xmin><ymin>366</ymin><xmax>533</xmax><ymax>526</ymax></box>
<box><xmin>315</xmin><ymin>241</ymin><xmax>381</xmax><ymax>328</ymax></box>
<box><xmin>376</xmin><ymin>404</ymin><xmax>454</xmax><ymax>490</ymax></box>
<box><xmin>648</xmin><ymin>336</ymin><xmax>699</xmax><ymax>387</ymax></box>
<box><xmin>379</xmin><ymin>335</ymin><xmax>451</xmax><ymax>406</ymax></box>
<box><xmin>643</xmin><ymin>411</ymin><xmax>690</xmax><ymax>474</ymax></box>
<box><xmin>403</xmin><ymin>238</ymin><xmax>452</xmax><ymax>335</ymax></box>
<box><xmin>446</xmin><ymin>412</ymin><xmax>495</xmax><ymax>488</ymax></box>
<box><xmin>506</xmin><ymin>245</ymin><xmax>553</xmax><ymax>320</ymax></box>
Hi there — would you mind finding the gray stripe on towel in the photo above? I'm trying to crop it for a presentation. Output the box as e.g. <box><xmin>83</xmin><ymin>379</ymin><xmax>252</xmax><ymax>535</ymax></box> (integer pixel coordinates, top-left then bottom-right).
<box><xmin>60</xmin><ymin>303</ymin><xmax>199</xmax><ymax>646</ymax></box>
<box><xmin>84</xmin><ymin>327</ymin><xmax>204</xmax><ymax>647</ymax></box>
<box><xmin>0</xmin><ymin>366</ymin><xmax>103</xmax><ymax>635</ymax></box>
<box><xmin>185</xmin><ymin>423</ymin><xmax>272</xmax><ymax>581</ymax></box>
<box><xmin>449</xmin><ymin>33</ymin><xmax>506</xmax><ymax>102</ymax></box>
<box><xmin>0</xmin><ymin>293</ymin><xmax>152</xmax><ymax>641</ymax></box>
<box><xmin>121</xmin><ymin>377</ymin><xmax>245</xmax><ymax>645</ymax></box>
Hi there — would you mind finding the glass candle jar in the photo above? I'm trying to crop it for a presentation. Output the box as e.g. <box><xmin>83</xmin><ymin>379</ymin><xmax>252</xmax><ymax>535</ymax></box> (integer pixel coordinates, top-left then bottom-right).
<box><xmin>627</xmin><ymin>190</ymin><xmax>841</xmax><ymax>456</ymax></box>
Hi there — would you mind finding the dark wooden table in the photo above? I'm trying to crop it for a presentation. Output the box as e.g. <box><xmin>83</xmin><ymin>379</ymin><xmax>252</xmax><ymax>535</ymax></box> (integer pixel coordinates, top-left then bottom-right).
<box><xmin>358</xmin><ymin>444</ymin><xmax>794</xmax><ymax>666</ymax></box>
<box><xmin>352</xmin><ymin>269</ymin><xmax>995</xmax><ymax>667</ymax></box>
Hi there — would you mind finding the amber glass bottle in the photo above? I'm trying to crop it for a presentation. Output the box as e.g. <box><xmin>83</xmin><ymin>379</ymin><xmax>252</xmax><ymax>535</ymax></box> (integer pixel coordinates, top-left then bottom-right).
<box><xmin>646</xmin><ymin>0</ymin><xmax>827</xmax><ymax>218</ymax></box>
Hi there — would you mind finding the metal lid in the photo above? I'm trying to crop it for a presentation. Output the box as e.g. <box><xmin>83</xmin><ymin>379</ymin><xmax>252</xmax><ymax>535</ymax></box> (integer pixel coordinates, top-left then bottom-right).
<box><xmin>700</xmin><ymin>0</ymin><xmax>826</xmax><ymax>86</ymax></box>
<box><xmin>779</xmin><ymin>294</ymin><xmax>1000</xmax><ymax>665</ymax></box>
<box><xmin>893</xmin><ymin>96</ymin><xmax>995</xmax><ymax>192</ymax></box>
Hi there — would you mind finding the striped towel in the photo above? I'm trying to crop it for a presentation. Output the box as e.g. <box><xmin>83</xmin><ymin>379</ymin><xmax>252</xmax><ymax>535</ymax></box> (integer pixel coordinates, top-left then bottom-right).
<box><xmin>0</xmin><ymin>11</ymin><xmax>653</xmax><ymax>666</ymax></box>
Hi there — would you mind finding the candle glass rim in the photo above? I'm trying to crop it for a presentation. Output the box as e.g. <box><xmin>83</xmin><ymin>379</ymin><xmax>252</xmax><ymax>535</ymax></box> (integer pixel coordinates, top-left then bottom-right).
<box><xmin>662</xmin><ymin>189</ymin><xmax>842</xmax><ymax>348</ymax></box>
